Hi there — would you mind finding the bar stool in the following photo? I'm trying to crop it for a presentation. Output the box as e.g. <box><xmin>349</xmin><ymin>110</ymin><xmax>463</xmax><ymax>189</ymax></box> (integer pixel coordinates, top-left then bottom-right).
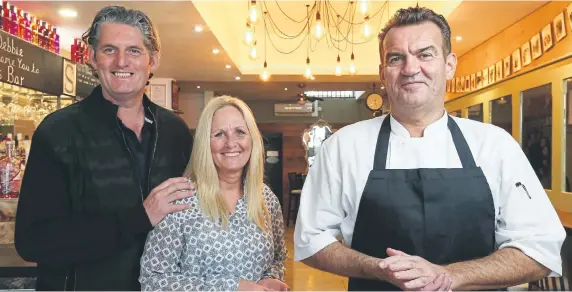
<box><xmin>286</xmin><ymin>173</ymin><xmax>303</xmax><ymax>226</ymax></box>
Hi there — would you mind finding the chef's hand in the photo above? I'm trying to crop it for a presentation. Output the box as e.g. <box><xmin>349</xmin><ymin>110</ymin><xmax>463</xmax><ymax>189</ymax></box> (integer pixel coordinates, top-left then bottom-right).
<box><xmin>379</xmin><ymin>248</ymin><xmax>453</xmax><ymax>291</ymax></box>
<box><xmin>238</xmin><ymin>279</ymin><xmax>270</xmax><ymax>291</ymax></box>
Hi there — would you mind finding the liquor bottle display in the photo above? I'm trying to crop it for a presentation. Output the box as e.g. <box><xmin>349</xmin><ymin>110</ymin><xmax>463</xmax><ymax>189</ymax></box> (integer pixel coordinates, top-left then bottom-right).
<box><xmin>0</xmin><ymin>141</ymin><xmax>21</xmax><ymax>199</ymax></box>
<box><xmin>0</xmin><ymin>1</ymin><xmax>61</xmax><ymax>54</ymax></box>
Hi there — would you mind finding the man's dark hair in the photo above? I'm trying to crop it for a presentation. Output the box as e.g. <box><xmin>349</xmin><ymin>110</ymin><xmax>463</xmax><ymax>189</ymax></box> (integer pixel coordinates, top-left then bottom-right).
<box><xmin>378</xmin><ymin>6</ymin><xmax>451</xmax><ymax>63</ymax></box>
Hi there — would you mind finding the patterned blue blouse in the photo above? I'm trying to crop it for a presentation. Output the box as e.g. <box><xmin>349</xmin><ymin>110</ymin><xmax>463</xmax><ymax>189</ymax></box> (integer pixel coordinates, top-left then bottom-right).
<box><xmin>139</xmin><ymin>184</ymin><xmax>287</xmax><ymax>291</ymax></box>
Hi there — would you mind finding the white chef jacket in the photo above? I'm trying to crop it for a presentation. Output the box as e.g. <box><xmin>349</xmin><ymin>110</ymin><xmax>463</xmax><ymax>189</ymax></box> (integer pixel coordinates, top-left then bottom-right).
<box><xmin>294</xmin><ymin>112</ymin><xmax>566</xmax><ymax>276</ymax></box>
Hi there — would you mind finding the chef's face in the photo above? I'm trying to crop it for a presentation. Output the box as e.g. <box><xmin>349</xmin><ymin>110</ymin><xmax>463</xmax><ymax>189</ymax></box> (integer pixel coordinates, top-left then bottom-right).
<box><xmin>380</xmin><ymin>21</ymin><xmax>456</xmax><ymax>112</ymax></box>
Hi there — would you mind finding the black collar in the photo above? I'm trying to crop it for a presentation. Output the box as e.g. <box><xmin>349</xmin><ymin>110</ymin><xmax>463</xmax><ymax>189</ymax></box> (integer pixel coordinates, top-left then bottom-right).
<box><xmin>81</xmin><ymin>85</ymin><xmax>158</xmax><ymax>130</ymax></box>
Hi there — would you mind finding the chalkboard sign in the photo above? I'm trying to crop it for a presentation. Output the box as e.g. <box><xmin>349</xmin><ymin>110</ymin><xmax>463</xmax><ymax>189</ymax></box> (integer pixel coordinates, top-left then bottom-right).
<box><xmin>76</xmin><ymin>63</ymin><xmax>99</xmax><ymax>98</ymax></box>
<box><xmin>0</xmin><ymin>30</ymin><xmax>63</xmax><ymax>95</ymax></box>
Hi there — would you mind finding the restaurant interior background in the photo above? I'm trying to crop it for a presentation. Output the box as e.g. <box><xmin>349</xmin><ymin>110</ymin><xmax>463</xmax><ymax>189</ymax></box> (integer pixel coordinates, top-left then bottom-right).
<box><xmin>0</xmin><ymin>0</ymin><xmax>570</xmax><ymax>290</ymax></box>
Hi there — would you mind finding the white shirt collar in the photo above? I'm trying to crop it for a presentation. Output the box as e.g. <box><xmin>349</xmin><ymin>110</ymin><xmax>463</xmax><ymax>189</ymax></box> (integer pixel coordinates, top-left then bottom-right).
<box><xmin>389</xmin><ymin>109</ymin><xmax>448</xmax><ymax>138</ymax></box>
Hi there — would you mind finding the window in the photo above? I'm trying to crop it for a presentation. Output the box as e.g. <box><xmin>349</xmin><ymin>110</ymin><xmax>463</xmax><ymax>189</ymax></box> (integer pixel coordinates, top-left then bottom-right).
<box><xmin>490</xmin><ymin>96</ymin><xmax>512</xmax><ymax>135</ymax></box>
<box><xmin>522</xmin><ymin>84</ymin><xmax>552</xmax><ymax>189</ymax></box>
<box><xmin>468</xmin><ymin>104</ymin><xmax>483</xmax><ymax>121</ymax></box>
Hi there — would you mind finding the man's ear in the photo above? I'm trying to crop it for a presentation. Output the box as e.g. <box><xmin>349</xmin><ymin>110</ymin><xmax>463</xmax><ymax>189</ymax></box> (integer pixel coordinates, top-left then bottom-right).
<box><xmin>445</xmin><ymin>52</ymin><xmax>457</xmax><ymax>81</ymax></box>
<box><xmin>149</xmin><ymin>51</ymin><xmax>160</xmax><ymax>73</ymax></box>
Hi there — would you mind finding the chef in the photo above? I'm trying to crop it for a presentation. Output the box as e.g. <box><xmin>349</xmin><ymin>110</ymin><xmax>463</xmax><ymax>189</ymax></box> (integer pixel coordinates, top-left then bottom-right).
<box><xmin>293</xmin><ymin>6</ymin><xmax>566</xmax><ymax>291</ymax></box>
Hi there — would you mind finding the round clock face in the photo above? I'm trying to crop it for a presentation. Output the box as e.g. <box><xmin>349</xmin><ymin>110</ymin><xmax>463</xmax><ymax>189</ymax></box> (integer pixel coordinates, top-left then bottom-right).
<box><xmin>366</xmin><ymin>93</ymin><xmax>383</xmax><ymax>111</ymax></box>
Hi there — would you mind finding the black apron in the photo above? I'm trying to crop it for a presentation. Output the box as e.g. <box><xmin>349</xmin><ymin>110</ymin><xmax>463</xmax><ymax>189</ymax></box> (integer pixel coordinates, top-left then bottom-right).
<box><xmin>348</xmin><ymin>115</ymin><xmax>496</xmax><ymax>291</ymax></box>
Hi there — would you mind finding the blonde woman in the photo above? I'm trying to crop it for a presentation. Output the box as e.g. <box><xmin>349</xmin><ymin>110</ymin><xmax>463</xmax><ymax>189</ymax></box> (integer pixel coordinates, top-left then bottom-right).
<box><xmin>139</xmin><ymin>96</ymin><xmax>288</xmax><ymax>291</ymax></box>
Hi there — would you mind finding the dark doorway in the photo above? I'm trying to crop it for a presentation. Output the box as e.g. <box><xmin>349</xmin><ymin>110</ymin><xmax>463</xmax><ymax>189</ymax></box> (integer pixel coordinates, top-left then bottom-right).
<box><xmin>262</xmin><ymin>132</ymin><xmax>283</xmax><ymax>207</ymax></box>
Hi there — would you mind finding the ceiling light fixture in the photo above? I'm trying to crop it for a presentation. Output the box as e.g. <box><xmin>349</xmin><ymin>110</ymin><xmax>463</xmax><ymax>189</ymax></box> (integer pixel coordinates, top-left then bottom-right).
<box><xmin>225</xmin><ymin>64</ymin><xmax>231</xmax><ymax>69</ymax></box>
<box><xmin>456</xmin><ymin>36</ymin><xmax>462</xmax><ymax>41</ymax></box>
<box><xmin>212</xmin><ymin>48</ymin><xmax>220</xmax><ymax>54</ymax></box>
<box><xmin>59</xmin><ymin>9</ymin><xmax>77</xmax><ymax>18</ymax></box>
<box><xmin>197</xmin><ymin>86</ymin><xmax>201</xmax><ymax>89</ymax></box>
<box><xmin>235</xmin><ymin>76</ymin><xmax>241</xmax><ymax>80</ymax></box>
<box><xmin>246</xmin><ymin>0</ymin><xmax>389</xmax><ymax>79</ymax></box>
<box><xmin>284</xmin><ymin>88</ymin><xmax>288</xmax><ymax>91</ymax></box>
<box><xmin>193</xmin><ymin>25</ymin><xmax>204</xmax><ymax>32</ymax></box>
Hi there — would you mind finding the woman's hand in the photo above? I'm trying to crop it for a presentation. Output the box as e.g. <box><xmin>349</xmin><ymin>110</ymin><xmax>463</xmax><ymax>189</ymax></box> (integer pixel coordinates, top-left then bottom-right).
<box><xmin>258</xmin><ymin>278</ymin><xmax>290</xmax><ymax>291</ymax></box>
<box><xmin>238</xmin><ymin>279</ymin><xmax>269</xmax><ymax>291</ymax></box>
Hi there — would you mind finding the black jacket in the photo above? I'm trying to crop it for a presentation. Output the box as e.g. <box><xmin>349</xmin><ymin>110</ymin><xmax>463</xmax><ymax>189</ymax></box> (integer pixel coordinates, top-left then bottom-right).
<box><xmin>14</xmin><ymin>86</ymin><xmax>193</xmax><ymax>290</ymax></box>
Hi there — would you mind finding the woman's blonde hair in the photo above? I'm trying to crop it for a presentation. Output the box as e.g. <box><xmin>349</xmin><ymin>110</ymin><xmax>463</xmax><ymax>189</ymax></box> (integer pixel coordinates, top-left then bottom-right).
<box><xmin>184</xmin><ymin>96</ymin><xmax>269</xmax><ymax>231</ymax></box>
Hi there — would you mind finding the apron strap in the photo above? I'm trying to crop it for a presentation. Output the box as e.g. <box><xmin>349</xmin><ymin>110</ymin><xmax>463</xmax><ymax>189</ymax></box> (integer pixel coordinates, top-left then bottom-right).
<box><xmin>372</xmin><ymin>114</ymin><xmax>477</xmax><ymax>170</ymax></box>
<box><xmin>447</xmin><ymin>116</ymin><xmax>477</xmax><ymax>168</ymax></box>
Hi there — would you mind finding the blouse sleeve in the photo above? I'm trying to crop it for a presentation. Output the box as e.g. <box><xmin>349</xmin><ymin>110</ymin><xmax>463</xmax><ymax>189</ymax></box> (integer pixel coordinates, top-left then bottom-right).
<box><xmin>139</xmin><ymin>210</ymin><xmax>240</xmax><ymax>291</ymax></box>
<box><xmin>261</xmin><ymin>185</ymin><xmax>288</xmax><ymax>281</ymax></box>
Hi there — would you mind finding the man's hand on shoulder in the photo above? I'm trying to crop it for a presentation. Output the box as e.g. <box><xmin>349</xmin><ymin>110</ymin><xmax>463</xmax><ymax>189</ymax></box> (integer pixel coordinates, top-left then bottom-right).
<box><xmin>143</xmin><ymin>177</ymin><xmax>195</xmax><ymax>226</ymax></box>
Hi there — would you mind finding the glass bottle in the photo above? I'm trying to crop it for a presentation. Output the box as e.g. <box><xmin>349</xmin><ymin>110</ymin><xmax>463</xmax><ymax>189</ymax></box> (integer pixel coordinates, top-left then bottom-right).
<box><xmin>54</xmin><ymin>28</ymin><xmax>59</xmax><ymax>54</ymax></box>
<box><xmin>23</xmin><ymin>12</ymin><xmax>30</xmax><ymax>42</ymax></box>
<box><xmin>2</xmin><ymin>1</ymin><xmax>8</xmax><ymax>32</ymax></box>
<box><xmin>0</xmin><ymin>141</ymin><xmax>21</xmax><ymax>199</ymax></box>
<box><xmin>9</xmin><ymin>5</ymin><xmax>17</xmax><ymax>36</ymax></box>
<box><xmin>17</xmin><ymin>8</ymin><xmax>24</xmax><ymax>38</ymax></box>
<box><xmin>31</xmin><ymin>16</ymin><xmax>37</xmax><ymax>45</ymax></box>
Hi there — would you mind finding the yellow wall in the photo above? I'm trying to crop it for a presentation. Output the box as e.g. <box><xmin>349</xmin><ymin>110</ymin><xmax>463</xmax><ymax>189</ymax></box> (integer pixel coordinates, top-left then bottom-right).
<box><xmin>445</xmin><ymin>2</ymin><xmax>572</xmax><ymax>213</ymax></box>
<box><xmin>447</xmin><ymin>1</ymin><xmax>572</xmax><ymax>102</ymax></box>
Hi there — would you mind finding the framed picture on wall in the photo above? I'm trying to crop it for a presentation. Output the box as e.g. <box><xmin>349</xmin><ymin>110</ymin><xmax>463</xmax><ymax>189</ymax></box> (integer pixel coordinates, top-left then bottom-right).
<box><xmin>541</xmin><ymin>23</ymin><xmax>553</xmax><ymax>52</ymax></box>
<box><xmin>567</xmin><ymin>3</ymin><xmax>572</xmax><ymax>32</ymax></box>
<box><xmin>451</xmin><ymin>78</ymin><xmax>456</xmax><ymax>93</ymax></box>
<box><xmin>553</xmin><ymin>12</ymin><xmax>567</xmax><ymax>42</ymax></box>
<box><xmin>446</xmin><ymin>80</ymin><xmax>450</xmax><ymax>92</ymax></box>
<box><xmin>488</xmin><ymin>65</ymin><xmax>495</xmax><ymax>85</ymax></box>
<box><xmin>495</xmin><ymin>61</ymin><xmax>502</xmax><ymax>81</ymax></box>
<box><xmin>470</xmin><ymin>73</ymin><xmax>476</xmax><ymax>90</ymax></box>
<box><xmin>476</xmin><ymin>71</ymin><xmax>482</xmax><ymax>88</ymax></box>
<box><xmin>530</xmin><ymin>33</ymin><xmax>543</xmax><ymax>60</ymax></box>
<box><xmin>464</xmin><ymin>75</ymin><xmax>470</xmax><ymax>91</ymax></box>
<box><xmin>461</xmin><ymin>76</ymin><xmax>466</xmax><ymax>92</ymax></box>
<box><xmin>521</xmin><ymin>41</ymin><xmax>532</xmax><ymax>66</ymax></box>
<box><xmin>482</xmin><ymin>68</ymin><xmax>489</xmax><ymax>87</ymax></box>
<box><xmin>512</xmin><ymin>48</ymin><xmax>522</xmax><ymax>73</ymax></box>
<box><xmin>503</xmin><ymin>56</ymin><xmax>511</xmax><ymax>78</ymax></box>
<box><xmin>456</xmin><ymin>77</ymin><xmax>462</xmax><ymax>93</ymax></box>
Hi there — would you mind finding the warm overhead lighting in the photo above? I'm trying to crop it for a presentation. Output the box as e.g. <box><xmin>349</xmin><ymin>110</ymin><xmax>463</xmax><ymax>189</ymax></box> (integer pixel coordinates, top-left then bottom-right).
<box><xmin>248</xmin><ymin>0</ymin><xmax>260</xmax><ymax>25</ymax></box>
<box><xmin>284</xmin><ymin>88</ymin><xmax>288</xmax><ymax>91</ymax></box>
<box><xmin>456</xmin><ymin>36</ymin><xmax>462</xmax><ymax>41</ymax></box>
<box><xmin>225</xmin><ymin>64</ymin><xmax>231</xmax><ymax>69</ymax></box>
<box><xmin>197</xmin><ymin>86</ymin><xmax>201</xmax><ymax>89</ymax></box>
<box><xmin>361</xmin><ymin>16</ymin><xmax>373</xmax><ymax>40</ymax></box>
<box><xmin>260</xmin><ymin>61</ymin><xmax>270</xmax><ymax>82</ymax></box>
<box><xmin>212</xmin><ymin>48</ymin><xmax>220</xmax><ymax>54</ymax></box>
<box><xmin>59</xmin><ymin>9</ymin><xmax>77</xmax><ymax>18</ymax></box>
<box><xmin>310</xmin><ymin>76</ymin><xmax>315</xmax><ymax>80</ymax></box>
<box><xmin>193</xmin><ymin>25</ymin><xmax>203</xmax><ymax>33</ymax></box>
<box><xmin>235</xmin><ymin>76</ymin><xmax>241</xmax><ymax>80</ymax></box>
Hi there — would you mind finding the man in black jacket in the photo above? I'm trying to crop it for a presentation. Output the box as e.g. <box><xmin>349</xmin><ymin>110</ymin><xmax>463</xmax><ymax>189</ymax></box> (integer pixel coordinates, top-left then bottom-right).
<box><xmin>14</xmin><ymin>6</ymin><xmax>194</xmax><ymax>290</ymax></box>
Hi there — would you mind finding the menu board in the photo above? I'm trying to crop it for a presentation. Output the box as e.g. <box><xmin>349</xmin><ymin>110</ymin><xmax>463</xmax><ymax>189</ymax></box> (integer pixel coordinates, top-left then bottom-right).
<box><xmin>76</xmin><ymin>63</ymin><xmax>99</xmax><ymax>98</ymax></box>
<box><xmin>0</xmin><ymin>30</ymin><xmax>63</xmax><ymax>95</ymax></box>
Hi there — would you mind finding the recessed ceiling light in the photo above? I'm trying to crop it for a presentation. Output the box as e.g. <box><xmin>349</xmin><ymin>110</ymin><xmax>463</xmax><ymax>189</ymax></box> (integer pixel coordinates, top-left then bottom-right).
<box><xmin>284</xmin><ymin>88</ymin><xmax>288</xmax><ymax>91</ymax></box>
<box><xmin>225</xmin><ymin>64</ymin><xmax>231</xmax><ymax>69</ymax></box>
<box><xmin>193</xmin><ymin>25</ymin><xmax>203</xmax><ymax>33</ymax></box>
<box><xmin>310</xmin><ymin>76</ymin><xmax>315</xmax><ymax>80</ymax></box>
<box><xmin>212</xmin><ymin>48</ymin><xmax>220</xmax><ymax>54</ymax></box>
<box><xmin>456</xmin><ymin>36</ymin><xmax>462</xmax><ymax>41</ymax></box>
<box><xmin>59</xmin><ymin>9</ymin><xmax>77</xmax><ymax>18</ymax></box>
<box><xmin>235</xmin><ymin>76</ymin><xmax>241</xmax><ymax>80</ymax></box>
<box><xmin>197</xmin><ymin>86</ymin><xmax>201</xmax><ymax>89</ymax></box>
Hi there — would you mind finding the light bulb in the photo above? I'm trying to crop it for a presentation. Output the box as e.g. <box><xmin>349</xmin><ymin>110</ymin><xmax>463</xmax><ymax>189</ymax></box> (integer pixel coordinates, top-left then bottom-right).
<box><xmin>248</xmin><ymin>1</ymin><xmax>260</xmax><ymax>25</ymax></box>
<box><xmin>335</xmin><ymin>56</ymin><xmax>342</xmax><ymax>76</ymax></box>
<box><xmin>358</xmin><ymin>0</ymin><xmax>371</xmax><ymax>15</ymax></box>
<box><xmin>260</xmin><ymin>61</ymin><xmax>270</xmax><ymax>81</ymax></box>
<box><xmin>243</xmin><ymin>24</ymin><xmax>255</xmax><ymax>46</ymax></box>
<box><xmin>361</xmin><ymin>16</ymin><xmax>374</xmax><ymax>40</ymax></box>
<box><xmin>349</xmin><ymin>53</ymin><xmax>357</xmax><ymax>75</ymax></box>
<box><xmin>304</xmin><ymin>66</ymin><xmax>312</xmax><ymax>79</ymax></box>
<box><xmin>249</xmin><ymin>46</ymin><xmax>258</xmax><ymax>60</ymax></box>
<box><xmin>312</xmin><ymin>12</ymin><xmax>325</xmax><ymax>40</ymax></box>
